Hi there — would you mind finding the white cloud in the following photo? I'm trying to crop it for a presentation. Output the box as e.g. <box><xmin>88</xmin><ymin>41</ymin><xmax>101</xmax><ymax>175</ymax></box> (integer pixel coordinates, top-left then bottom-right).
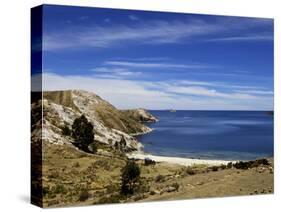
<box><xmin>32</xmin><ymin>73</ymin><xmax>273</xmax><ymax>110</ymax></box>
<box><xmin>178</xmin><ymin>80</ymin><xmax>271</xmax><ymax>92</ymax></box>
<box><xmin>178</xmin><ymin>80</ymin><xmax>220</xmax><ymax>87</ymax></box>
<box><xmin>234</xmin><ymin>89</ymin><xmax>274</xmax><ymax>95</ymax></box>
<box><xmin>92</xmin><ymin>67</ymin><xmax>142</xmax><ymax>78</ymax></box>
<box><xmin>165</xmin><ymin>85</ymin><xmax>258</xmax><ymax>100</ymax></box>
<box><xmin>228</xmin><ymin>85</ymin><xmax>267</xmax><ymax>90</ymax></box>
<box><xmin>104</xmin><ymin>60</ymin><xmax>211</xmax><ymax>69</ymax></box>
<box><xmin>206</xmin><ymin>35</ymin><xmax>273</xmax><ymax>42</ymax></box>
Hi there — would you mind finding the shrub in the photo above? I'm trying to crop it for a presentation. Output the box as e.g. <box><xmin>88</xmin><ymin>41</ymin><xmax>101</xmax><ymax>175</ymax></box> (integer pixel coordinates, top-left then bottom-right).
<box><xmin>137</xmin><ymin>180</ymin><xmax>150</xmax><ymax>193</ymax></box>
<box><xmin>155</xmin><ymin>175</ymin><xmax>165</xmax><ymax>183</ymax></box>
<box><xmin>53</xmin><ymin>184</ymin><xmax>67</xmax><ymax>194</ymax></box>
<box><xmin>185</xmin><ymin>167</ymin><xmax>196</xmax><ymax>175</ymax></box>
<box><xmin>256</xmin><ymin>158</ymin><xmax>269</xmax><ymax>166</ymax></box>
<box><xmin>144</xmin><ymin>158</ymin><xmax>156</xmax><ymax>166</ymax></box>
<box><xmin>79</xmin><ymin>189</ymin><xmax>89</xmax><ymax>201</ymax></box>
<box><xmin>233</xmin><ymin>159</ymin><xmax>269</xmax><ymax>170</ymax></box>
<box><xmin>93</xmin><ymin>160</ymin><xmax>111</xmax><ymax>171</ymax></box>
<box><xmin>88</xmin><ymin>142</ymin><xmax>97</xmax><ymax>153</ymax></box>
<box><xmin>220</xmin><ymin>164</ymin><xmax>227</xmax><ymax>170</ymax></box>
<box><xmin>120</xmin><ymin>160</ymin><xmax>141</xmax><ymax>195</ymax></box>
<box><xmin>72</xmin><ymin>115</ymin><xmax>96</xmax><ymax>152</ymax></box>
<box><xmin>42</xmin><ymin>186</ymin><xmax>50</xmax><ymax>197</ymax></box>
<box><xmin>48</xmin><ymin>171</ymin><xmax>59</xmax><ymax>179</ymax></box>
<box><xmin>171</xmin><ymin>182</ymin><xmax>180</xmax><ymax>192</ymax></box>
<box><xmin>114</xmin><ymin>136</ymin><xmax>127</xmax><ymax>152</ymax></box>
<box><xmin>106</xmin><ymin>184</ymin><xmax>119</xmax><ymax>194</ymax></box>
<box><xmin>233</xmin><ymin>161</ymin><xmax>249</xmax><ymax>169</ymax></box>
<box><xmin>227</xmin><ymin>162</ymin><xmax>233</xmax><ymax>169</ymax></box>
<box><xmin>61</xmin><ymin>125</ymin><xmax>71</xmax><ymax>136</ymax></box>
<box><xmin>149</xmin><ymin>190</ymin><xmax>156</xmax><ymax>195</ymax></box>
<box><xmin>120</xmin><ymin>135</ymin><xmax>126</xmax><ymax>149</ymax></box>
<box><xmin>98</xmin><ymin>194</ymin><xmax>122</xmax><ymax>204</ymax></box>
<box><xmin>73</xmin><ymin>162</ymin><xmax>80</xmax><ymax>168</ymax></box>
<box><xmin>212</xmin><ymin>166</ymin><xmax>219</xmax><ymax>171</ymax></box>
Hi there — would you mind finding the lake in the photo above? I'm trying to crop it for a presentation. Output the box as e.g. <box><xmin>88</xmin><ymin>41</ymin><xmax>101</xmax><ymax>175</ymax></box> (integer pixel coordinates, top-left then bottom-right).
<box><xmin>137</xmin><ymin>110</ymin><xmax>274</xmax><ymax>161</ymax></box>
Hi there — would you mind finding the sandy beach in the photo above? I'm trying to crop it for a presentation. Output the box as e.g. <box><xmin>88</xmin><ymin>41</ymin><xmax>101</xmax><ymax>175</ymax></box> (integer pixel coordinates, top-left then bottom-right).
<box><xmin>127</xmin><ymin>152</ymin><xmax>235</xmax><ymax>166</ymax></box>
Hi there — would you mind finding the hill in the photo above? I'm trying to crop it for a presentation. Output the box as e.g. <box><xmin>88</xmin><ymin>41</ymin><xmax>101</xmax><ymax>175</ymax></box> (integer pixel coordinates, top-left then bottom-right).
<box><xmin>36</xmin><ymin>90</ymin><xmax>157</xmax><ymax>152</ymax></box>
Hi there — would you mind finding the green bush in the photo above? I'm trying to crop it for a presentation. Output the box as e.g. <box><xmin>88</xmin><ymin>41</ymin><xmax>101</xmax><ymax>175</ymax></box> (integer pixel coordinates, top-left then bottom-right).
<box><xmin>72</xmin><ymin>115</ymin><xmax>96</xmax><ymax>153</ymax></box>
<box><xmin>233</xmin><ymin>161</ymin><xmax>249</xmax><ymax>169</ymax></box>
<box><xmin>220</xmin><ymin>164</ymin><xmax>227</xmax><ymax>170</ymax></box>
<box><xmin>233</xmin><ymin>159</ymin><xmax>269</xmax><ymax>170</ymax></box>
<box><xmin>144</xmin><ymin>158</ymin><xmax>156</xmax><ymax>166</ymax></box>
<box><xmin>120</xmin><ymin>160</ymin><xmax>141</xmax><ymax>195</ymax></box>
<box><xmin>227</xmin><ymin>162</ymin><xmax>233</xmax><ymax>169</ymax></box>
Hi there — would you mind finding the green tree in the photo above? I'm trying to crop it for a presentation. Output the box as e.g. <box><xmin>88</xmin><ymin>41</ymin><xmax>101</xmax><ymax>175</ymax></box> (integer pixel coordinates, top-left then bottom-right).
<box><xmin>120</xmin><ymin>160</ymin><xmax>140</xmax><ymax>195</ymax></box>
<box><xmin>72</xmin><ymin>115</ymin><xmax>95</xmax><ymax>152</ymax></box>
<box><xmin>61</xmin><ymin>125</ymin><xmax>71</xmax><ymax>136</ymax></box>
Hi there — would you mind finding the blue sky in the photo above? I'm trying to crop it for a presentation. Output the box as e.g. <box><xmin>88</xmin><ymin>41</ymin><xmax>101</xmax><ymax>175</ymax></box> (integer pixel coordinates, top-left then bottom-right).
<box><xmin>38</xmin><ymin>5</ymin><xmax>274</xmax><ymax>110</ymax></box>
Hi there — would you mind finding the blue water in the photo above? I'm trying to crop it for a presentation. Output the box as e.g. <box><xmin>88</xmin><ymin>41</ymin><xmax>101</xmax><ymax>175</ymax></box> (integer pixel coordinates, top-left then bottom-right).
<box><xmin>137</xmin><ymin>111</ymin><xmax>274</xmax><ymax>161</ymax></box>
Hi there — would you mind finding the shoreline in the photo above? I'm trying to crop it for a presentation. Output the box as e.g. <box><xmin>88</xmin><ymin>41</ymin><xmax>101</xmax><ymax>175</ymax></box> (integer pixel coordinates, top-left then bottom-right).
<box><xmin>128</xmin><ymin>116</ymin><xmax>234</xmax><ymax>166</ymax></box>
<box><xmin>127</xmin><ymin>151</ymin><xmax>235</xmax><ymax>166</ymax></box>
<box><xmin>130</xmin><ymin>128</ymin><xmax>153</xmax><ymax>136</ymax></box>
<box><xmin>129</xmin><ymin>118</ymin><xmax>235</xmax><ymax>166</ymax></box>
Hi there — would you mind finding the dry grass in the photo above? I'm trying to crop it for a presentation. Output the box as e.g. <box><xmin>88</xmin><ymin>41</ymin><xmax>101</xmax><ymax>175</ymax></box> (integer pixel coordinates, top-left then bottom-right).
<box><xmin>41</xmin><ymin>142</ymin><xmax>274</xmax><ymax>207</ymax></box>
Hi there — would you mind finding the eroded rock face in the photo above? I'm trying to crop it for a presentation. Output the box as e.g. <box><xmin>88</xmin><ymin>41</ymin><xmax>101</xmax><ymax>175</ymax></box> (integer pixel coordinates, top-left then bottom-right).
<box><xmin>32</xmin><ymin>90</ymin><xmax>154</xmax><ymax>152</ymax></box>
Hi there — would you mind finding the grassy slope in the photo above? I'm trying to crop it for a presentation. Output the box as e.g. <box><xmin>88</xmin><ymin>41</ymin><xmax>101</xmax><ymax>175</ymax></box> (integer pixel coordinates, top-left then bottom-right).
<box><xmin>139</xmin><ymin>161</ymin><xmax>274</xmax><ymax>202</ymax></box>
<box><xmin>94</xmin><ymin>104</ymin><xmax>147</xmax><ymax>134</ymax></box>
<box><xmin>42</xmin><ymin>141</ymin><xmax>273</xmax><ymax>207</ymax></box>
<box><xmin>42</xmin><ymin>142</ymin><xmax>182</xmax><ymax>207</ymax></box>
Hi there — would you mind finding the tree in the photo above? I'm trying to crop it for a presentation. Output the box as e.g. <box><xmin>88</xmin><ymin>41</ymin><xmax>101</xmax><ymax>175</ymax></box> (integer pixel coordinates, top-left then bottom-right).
<box><xmin>72</xmin><ymin>115</ymin><xmax>95</xmax><ymax>152</ymax></box>
<box><xmin>61</xmin><ymin>125</ymin><xmax>71</xmax><ymax>136</ymax></box>
<box><xmin>120</xmin><ymin>135</ymin><xmax>126</xmax><ymax>150</ymax></box>
<box><xmin>120</xmin><ymin>160</ymin><xmax>140</xmax><ymax>195</ymax></box>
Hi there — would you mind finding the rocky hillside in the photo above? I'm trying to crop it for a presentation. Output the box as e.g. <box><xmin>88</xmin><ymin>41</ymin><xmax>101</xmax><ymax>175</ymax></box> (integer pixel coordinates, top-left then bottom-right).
<box><xmin>123</xmin><ymin>108</ymin><xmax>158</xmax><ymax>123</ymax></box>
<box><xmin>32</xmin><ymin>90</ymin><xmax>157</xmax><ymax>152</ymax></box>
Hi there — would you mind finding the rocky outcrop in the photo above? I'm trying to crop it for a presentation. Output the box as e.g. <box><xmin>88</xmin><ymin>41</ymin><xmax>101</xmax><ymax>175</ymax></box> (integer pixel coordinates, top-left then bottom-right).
<box><xmin>32</xmin><ymin>90</ymin><xmax>154</xmax><ymax>152</ymax></box>
<box><xmin>123</xmin><ymin>108</ymin><xmax>158</xmax><ymax>123</ymax></box>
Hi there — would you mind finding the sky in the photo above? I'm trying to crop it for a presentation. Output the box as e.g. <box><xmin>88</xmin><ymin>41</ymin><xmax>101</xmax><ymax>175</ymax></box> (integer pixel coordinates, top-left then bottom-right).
<box><xmin>34</xmin><ymin>5</ymin><xmax>274</xmax><ymax>110</ymax></box>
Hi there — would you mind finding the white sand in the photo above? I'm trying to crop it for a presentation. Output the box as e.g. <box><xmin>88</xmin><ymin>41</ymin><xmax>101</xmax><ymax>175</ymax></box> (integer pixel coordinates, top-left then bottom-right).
<box><xmin>127</xmin><ymin>152</ymin><xmax>235</xmax><ymax>166</ymax></box>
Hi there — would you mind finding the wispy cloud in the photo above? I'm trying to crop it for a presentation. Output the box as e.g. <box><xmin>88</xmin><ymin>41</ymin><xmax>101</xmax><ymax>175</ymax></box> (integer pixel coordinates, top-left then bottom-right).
<box><xmin>92</xmin><ymin>67</ymin><xmax>142</xmax><ymax>78</ymax></box>
<box><xmin>164</xmin><ymin>85</ymin><xmax>258</xmax><ymax>100</ymax></box>
<box><xmin>206</xmin><ymin>34</ymin><xmax>273</xmax><ymax>42</ymax></box>
<box><xmin>104</xmin><ymin>60</ymin><xmax>212</xmax><ymax>69</ymax></box>
<box><xmin>43</xmin><ymin>17</ymin><xmax>272</xmax><ymax>51</ymax></box>
<box><xmin>128</xmin><ymin>15</ymin><xmax>139</xmax><ymax>21</ymax></box>
<box><xmin>33</xmin><ymin>72</ymin><xmax>273</xmax><ymax>110</ymax></box>
<box><xmin>234</xmin><ymin>89</ymin><xmax>274</xmax><ymax>95</ymax></box>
